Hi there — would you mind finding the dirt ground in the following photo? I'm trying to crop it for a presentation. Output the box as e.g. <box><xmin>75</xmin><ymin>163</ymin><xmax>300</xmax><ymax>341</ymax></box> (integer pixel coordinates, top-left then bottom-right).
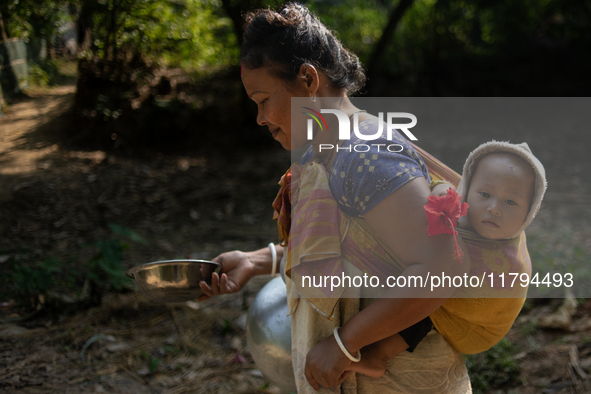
<box><xmin>1</xmin><ymin>80</ymin><xmax>591</xmax><ymax>393</ymax></box>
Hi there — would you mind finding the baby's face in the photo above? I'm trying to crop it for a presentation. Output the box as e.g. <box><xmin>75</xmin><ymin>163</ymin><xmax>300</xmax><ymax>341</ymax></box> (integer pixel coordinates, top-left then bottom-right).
<box><xmin>465</xmin><ymin>153</ymin><xmax>535</xmax><ymax>239</ymax></box>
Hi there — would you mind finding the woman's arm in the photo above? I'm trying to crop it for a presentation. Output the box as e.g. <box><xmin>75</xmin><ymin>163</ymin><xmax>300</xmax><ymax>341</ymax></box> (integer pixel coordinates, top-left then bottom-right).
<box><xmin>198</xmin><ymin>244</ymin><xmax>284</xmax><ymax>301</ymax></box>
<box><xmin>304</xmin><ymin>176</ymin><xmax>470</xmax><ymax>389</ymax></box>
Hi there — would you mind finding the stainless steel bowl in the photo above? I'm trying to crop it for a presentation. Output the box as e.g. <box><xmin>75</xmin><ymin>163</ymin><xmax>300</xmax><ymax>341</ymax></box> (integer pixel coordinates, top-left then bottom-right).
<box><xmin>125</xmin><ymin>259</ymin><xmax>221</xmax><ymax>303</ymax></box>
<box><xmin>246</xmin><ymin>276</ymin><xmax>297</xmax><ymax>392</ymax></box>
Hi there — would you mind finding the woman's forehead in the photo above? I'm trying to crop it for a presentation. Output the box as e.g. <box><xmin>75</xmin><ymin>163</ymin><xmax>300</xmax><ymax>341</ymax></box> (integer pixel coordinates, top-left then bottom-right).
<box><xmin>241</xmin><ymin>67</ymin><xmax>274</xmax><ymax>91</ymax></box>
<box><xmin>242</xmin><ymin>66</ymin><xmax>302</xmax><ymax>99</ymax></box>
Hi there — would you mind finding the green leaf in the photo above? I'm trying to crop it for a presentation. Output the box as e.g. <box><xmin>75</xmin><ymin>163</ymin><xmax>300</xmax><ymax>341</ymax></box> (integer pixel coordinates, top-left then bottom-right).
<box><xmin>148</xmin><ymin>358</ymin><xmax>160</xmax><ymax>374</ymax></box>
<box><xmin>108</xmin><ymin>223</ymin><xmax>147</xmax><ymax>244</ymax></box>
<box><xmin>98</xmin><ymin>239</ymin><xmax>123</xmax><ymax>265</ymax></box>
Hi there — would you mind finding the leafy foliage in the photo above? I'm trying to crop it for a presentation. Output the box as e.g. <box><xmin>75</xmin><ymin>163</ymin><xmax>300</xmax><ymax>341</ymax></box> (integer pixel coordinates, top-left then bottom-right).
<box><xmin>465</xmin><ymin>338</ymin><xmax>521</xmax><ymax>393</ymax></box>
<box><xmin>28</xmin><ymin>58</ymin><xmax>61</xmax><ymax>86</ymax></box>
<box><xmin>69</xmin><ymin>0</ymin><xmax>248</xmax><ymax>150</ymax></box>
<box><xmin>4</xmin><ymin>0</ymin><xmax>591</xmax><ymax>98</ymax></box>
<box><xmin>370</xmin><ymin>0</ymin><xmax>591</xmax><ymax>94</ymax></box>
<box><xmin>6</xmin><ymin>256</ymin><xmax>62</xmax><ymax>308</ymax></box>
<box><xmin>0</xmin><ymin>0</ymin><xmax>70</xmax><ymax>41</ymax></box>
<box><xmin>0</xmin><ymin>224</ymin><xmax>145</xmax><ymax>311</ymax></box>
<box><xmin>140</xmin><ymin>350</ymin><xmax>162</xmax><ymax>375</ymax></box>
<box><xmin>85</xmin><ymin>223</ymin><xmax>146</xmax><ymax>292</ymax></box>
<box><xmin>85</xmin><ymin>0</ymin><xmax>238</xmax><ymax>70</ymax></box>
<box><xmin>307</xmin><ymin>0</ymin><xmax>389</xmax><ymax>65</ymax></box>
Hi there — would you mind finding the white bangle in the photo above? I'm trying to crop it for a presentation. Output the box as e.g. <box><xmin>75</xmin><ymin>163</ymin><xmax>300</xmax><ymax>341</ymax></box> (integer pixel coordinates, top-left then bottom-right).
<box><xmin>268</xmin><ymin>243</ymin><xmax>277</xmax><ymax>276</ymax></box>
<box><xmin>333</xmin><ymin>327</ymin><xmax>361</xmax><ymax>362</ymax></box>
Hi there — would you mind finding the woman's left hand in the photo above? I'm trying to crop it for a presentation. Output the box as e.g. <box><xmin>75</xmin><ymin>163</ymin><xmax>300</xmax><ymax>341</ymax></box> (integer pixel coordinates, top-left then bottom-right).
<box><xmin>305</xmin><ymin>333</ymin><xmax>353</xmax><ymax>389</ymax></box>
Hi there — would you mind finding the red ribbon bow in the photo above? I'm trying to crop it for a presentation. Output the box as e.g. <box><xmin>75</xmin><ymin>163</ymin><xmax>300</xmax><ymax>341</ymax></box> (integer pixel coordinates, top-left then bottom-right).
<box><xmin>423</xmin><ymin>188</ymin><xmax>469</xmax><ymax>263</ymax></box>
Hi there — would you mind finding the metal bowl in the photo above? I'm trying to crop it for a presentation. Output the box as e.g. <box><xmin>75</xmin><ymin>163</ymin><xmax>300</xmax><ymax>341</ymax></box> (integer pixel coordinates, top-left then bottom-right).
<box><xmin>126</xmin><ymin>259</ymin><xmax>221</xmax><ymax>303</ymax></box>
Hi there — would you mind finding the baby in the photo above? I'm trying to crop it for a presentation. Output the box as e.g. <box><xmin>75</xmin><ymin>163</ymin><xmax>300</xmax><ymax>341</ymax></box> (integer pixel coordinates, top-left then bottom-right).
<box><xmin>457</xmin><ymin>141</ymin><xmax>544</xmax><ymax>240</ymax></box>
<box><xmin>348</xmin><ymin>140</ymin><xmax>547</xmax><ymax>377</ymax></box>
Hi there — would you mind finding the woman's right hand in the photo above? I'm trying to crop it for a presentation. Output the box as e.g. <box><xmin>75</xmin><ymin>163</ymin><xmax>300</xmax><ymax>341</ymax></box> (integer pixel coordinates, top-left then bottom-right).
<box><xmin>198</xmin><ymin>251</ymin><xmax>256</xmax><ymax>301</ymax></box>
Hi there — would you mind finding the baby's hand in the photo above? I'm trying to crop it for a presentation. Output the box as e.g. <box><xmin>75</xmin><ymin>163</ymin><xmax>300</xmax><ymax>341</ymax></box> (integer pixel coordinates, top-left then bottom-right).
<box><xmin>345</xmin><ymin>342</ymin><xmax>389</xmax><ymax>378</ymax></box>
<box><xmin>431</xmin><ymin>182</ymin><xmax>456</xmax><ymax>197</ymax></box>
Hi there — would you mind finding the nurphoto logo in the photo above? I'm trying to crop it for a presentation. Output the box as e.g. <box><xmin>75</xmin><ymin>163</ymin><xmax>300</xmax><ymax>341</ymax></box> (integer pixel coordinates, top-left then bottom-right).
<box><xmin>303</xmin><ymin>108</ymin><xmax>418</xmax><ymax>153</ymax></box>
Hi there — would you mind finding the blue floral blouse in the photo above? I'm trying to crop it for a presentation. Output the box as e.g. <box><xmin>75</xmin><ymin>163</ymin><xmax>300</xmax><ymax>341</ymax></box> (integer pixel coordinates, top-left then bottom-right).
<box><xmin>301</xmin><ymin>118</ymin><xmax>431</xmax><ymax>217</ymax></box>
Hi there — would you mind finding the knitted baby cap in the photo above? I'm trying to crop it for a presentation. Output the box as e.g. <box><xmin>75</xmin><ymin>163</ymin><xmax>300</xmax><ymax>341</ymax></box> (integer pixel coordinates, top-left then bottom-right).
<box><xmin>456</xmin><ymin>140</ymin><xmax>548</xmax><ymax>239</ymax></box>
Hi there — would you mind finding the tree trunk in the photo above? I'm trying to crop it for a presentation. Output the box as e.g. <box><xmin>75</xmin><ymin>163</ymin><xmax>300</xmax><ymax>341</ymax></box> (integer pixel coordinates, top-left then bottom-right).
<box><xmin>220</xmin><ymin>0</ymin><xmax>267</xmax><ymax>47</ymax></box>
<box><xmin>220</xmin><ymin>0</ymin><xmax>244</xmax><ymax>47</ymax></box>
<box><xmin>366</xmin><ymin>0</ymin><xmax>415</xmax><ymax>95</ymax></box>
<box><xmin>46</xmin><ymin>36</ymin><xmax>54</xmax><ymax>60</ymax></box>
<box><xmin>0</xmin><ymin>12</ymin><xmax>8</xmax><ymax>41</ymax></box>
<box><xmin>77</xmin><ymin>1</ymin><xmax>93</xmax><ymax>52</ymax></box>
<box><xmin>428</xmin><ymin>0</ymin><xmax>443</xmax><ymax>96</ymax></box>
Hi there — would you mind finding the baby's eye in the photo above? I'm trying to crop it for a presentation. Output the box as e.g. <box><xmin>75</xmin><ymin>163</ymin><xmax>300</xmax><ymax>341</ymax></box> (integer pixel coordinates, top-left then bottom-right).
<box><xmin>479</xmin><ymin>192</ymin><xmax>490</xmax><ymax>198</ymax></box>
<box><xmin>259</xmin><ymin>98</ymin><xmax>267</xmax><ymax>105</ymax></box>
<box><xmin>506</xmin><ymin>199</ymin><xmax>517</xmax><ymax>206</ymax></box>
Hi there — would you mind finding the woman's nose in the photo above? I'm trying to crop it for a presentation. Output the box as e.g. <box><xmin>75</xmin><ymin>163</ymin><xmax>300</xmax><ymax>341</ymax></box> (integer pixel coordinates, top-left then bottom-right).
<box><xmin>257</xmin><ymin>110</ymin><xmax>266</xmax><ymax>126</ymax></box>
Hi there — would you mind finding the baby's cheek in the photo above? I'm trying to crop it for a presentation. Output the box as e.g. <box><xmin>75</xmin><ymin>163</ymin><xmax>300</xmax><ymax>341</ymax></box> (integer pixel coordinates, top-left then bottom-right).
<box><xmin>466</xmin><ymin>206</ymin><xmax>477</xmax><ymax>223</ymax></box>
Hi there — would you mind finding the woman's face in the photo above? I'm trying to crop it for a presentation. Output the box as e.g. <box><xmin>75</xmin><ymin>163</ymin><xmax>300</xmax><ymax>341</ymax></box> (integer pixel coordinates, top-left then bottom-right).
<box><xmin>241</xmin><ymin>66</ymin><xmax>311</xmax><ymax>150</ymax></box>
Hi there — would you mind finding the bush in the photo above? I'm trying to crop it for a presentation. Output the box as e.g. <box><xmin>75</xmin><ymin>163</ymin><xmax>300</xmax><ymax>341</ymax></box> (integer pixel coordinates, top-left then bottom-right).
<box><xmin>0</xmin><ymin>223</ymin><xmax>146</xmax><ymax>312</ymax></box>
<box><xmin>72</xmin><ymin>56</ymin><xmax>255</xmax><ymax>152</ymax></box>
<box><xmin>465</xmin><ymin>338</ymin><xmax>521</xmax><ymax>393</ymax></box>
<box><xmin>28</xmin><ymin>59</ymin><xmax>61</xmax><ymax>87</ymax></box>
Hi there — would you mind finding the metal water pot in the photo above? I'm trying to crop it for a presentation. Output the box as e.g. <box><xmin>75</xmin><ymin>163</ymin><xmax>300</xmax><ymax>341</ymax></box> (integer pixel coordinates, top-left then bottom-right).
<box><xmin>246</xmin><ymin>275</ymin><xmax>297</xmax><ymax>392</ymax></box>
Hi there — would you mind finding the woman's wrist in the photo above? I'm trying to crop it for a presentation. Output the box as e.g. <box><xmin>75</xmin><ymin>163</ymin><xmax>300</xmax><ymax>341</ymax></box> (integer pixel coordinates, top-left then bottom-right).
<box><xmin>245</xmin><ymin>244</ymin><xmax>284</xmax><ymax>276</ymax></box>
<box><xmin>337</xmin><ymin>324</ymin><xmax>363</xmax><ymax>356</ymax></box>
<box><xmin>333</xmin><ymin>327</ymin><xmax>361</xmax><ymax>362</ymax></box>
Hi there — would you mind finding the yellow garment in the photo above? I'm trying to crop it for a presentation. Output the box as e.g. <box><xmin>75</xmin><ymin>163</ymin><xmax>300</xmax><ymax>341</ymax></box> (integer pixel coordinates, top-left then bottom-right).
<box><xmin>430</xmin><ymin>229</ymin><xmax>530</xmax><ymax>354</ymax></box>
<box><xmin>414</xmin><ymin>143</ymin><xmax>532</xmax><ymax>354</ymax></box>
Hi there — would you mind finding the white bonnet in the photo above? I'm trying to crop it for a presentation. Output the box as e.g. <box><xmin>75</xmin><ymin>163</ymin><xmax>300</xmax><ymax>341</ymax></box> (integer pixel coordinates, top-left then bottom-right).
<box><xmin>456</xmin><ymin>140</ymin><xmax>548</xmax><ymax>239</ymax></box>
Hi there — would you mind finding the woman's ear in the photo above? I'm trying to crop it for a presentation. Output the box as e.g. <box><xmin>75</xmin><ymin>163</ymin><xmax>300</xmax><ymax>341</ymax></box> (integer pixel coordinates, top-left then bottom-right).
<box><xmin>298</xmin><ymin>64</ymin><xmax>320</xmax><ymax>96</ymax></box>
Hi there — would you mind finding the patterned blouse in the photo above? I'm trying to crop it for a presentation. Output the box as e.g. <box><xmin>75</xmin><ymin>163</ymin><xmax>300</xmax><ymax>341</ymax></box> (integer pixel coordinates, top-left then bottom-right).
<box><xmin>301</xmin><ymin>118</ymin><xmax>431</xmax><ymax>216</ymax></box>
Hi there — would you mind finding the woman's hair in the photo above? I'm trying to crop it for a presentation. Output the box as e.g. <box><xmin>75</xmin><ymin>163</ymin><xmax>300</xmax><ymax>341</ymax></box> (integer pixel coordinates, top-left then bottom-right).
<box><xmin>241</xmin><ymin>2</ymin><xmax>366</xmax><ymax>95</ymax></box>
